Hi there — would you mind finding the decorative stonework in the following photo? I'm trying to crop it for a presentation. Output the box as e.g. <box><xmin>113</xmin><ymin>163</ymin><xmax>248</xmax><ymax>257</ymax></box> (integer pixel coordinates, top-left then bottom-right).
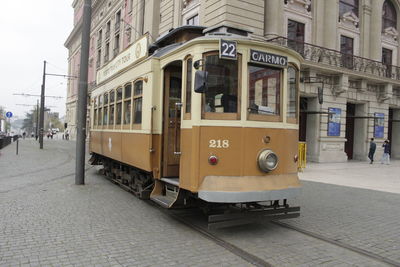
<box><xmin>285</xmin><ymin>0</ymin><xmax>312</xmax><ymax>13</ymax></box>
<box><xmin>183</xmin><ymin>0</ymin><xmax>198</xmax><ymax>9</ymax></box>
<box><xmin>340</xmin><ymin>11</ymin><xmax>359</xmax><ymax>28</ymax></box>
<box><xmin>383</xmin><ymin>27</ymin><xmax>398</xmax><ymax>42</ymax></box>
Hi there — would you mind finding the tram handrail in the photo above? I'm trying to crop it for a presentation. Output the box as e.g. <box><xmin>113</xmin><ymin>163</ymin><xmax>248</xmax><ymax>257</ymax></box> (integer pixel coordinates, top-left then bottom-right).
<box><xmin>298</xmin><ymin>142</ymin><xmax>307</xmax><ymax>172</ymax></box>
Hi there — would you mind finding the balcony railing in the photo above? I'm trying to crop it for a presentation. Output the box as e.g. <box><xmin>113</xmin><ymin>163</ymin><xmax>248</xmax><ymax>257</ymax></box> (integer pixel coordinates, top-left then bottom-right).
<box><xmin>267</xmin><ymin>37</ymin><xmax>400</xmax><ymax>81</ymax></box>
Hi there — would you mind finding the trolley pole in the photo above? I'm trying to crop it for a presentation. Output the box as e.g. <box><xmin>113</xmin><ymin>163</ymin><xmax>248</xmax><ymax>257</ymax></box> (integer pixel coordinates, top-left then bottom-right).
<box><xmin>39</xmin><ymin>61</ymin><xmax>46</xmax><ymax>149</ymax></box>
<box><xmin>75</xmin><ymin>0</ymin><xmax>92</xmax><ymax>185</ymax></box>
<box><xmin>36</xmin><ymin>99</ymin><xmax>39</xmax><ymax>139</ymax></box>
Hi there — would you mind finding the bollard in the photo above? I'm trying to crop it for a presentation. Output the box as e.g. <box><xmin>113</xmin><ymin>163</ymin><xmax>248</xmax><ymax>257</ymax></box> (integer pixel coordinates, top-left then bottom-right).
<box><xmin>16</xmin><ymin>139</ymin><xmax>19</xmax><ymax>155</ymax></box>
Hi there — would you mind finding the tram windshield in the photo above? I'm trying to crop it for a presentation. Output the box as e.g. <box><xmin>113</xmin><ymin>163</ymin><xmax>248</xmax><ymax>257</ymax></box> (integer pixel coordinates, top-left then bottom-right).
<box><xmin>202</xmin><ymin>54</ymin><xmax>239</xmax><ymax>118</ymax></box>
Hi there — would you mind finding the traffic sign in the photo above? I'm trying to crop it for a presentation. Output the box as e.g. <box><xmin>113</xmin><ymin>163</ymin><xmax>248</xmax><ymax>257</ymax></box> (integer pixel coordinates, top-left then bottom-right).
<box><xmin>5</xmin><ymin>112</ymin><xmax>13</xmax><ymax>118</ymax></box>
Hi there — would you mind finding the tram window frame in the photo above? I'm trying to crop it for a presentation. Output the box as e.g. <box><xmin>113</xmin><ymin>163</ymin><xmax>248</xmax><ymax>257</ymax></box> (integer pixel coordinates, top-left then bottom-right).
<box><xmin>93</xmin><ymin>97</ymin><xmax>98</xmax><ymax>127</ymax></box>
<box><xmin>286</xmin><ymin>64</ymin><xmax>299</xmax><ymax>124</ymax></box>
<box><xmin>132</xmin><ymin>79</ymin><xmax>143</xmax><ymax>128</ymax></box>
<box><xmin>123</xmin><ymin>83</ymin><xmax>132</xmax><ymax>129</ymax></box>
<box><xmin>116</xmin><ymin>87</ymin><xmax>123</xmax><ymax>126</ymax></box>
<box><xmin>109</xmin><ymin>89</ymin><xmax>116</xmax><ymax>128</ymax></box>
<box><xmin>103</xmin><ymin>92</ymin><xmax>109</xmax><ymax>126</ymax></box>
<box><xmin>98</xmin><ymin>95</ymin><xmax>103</xmax><ymax>126</ymax></box>
<box><xmin>247</xmin><ymin>63</ymin><xmax>283</xmax><ymax>122</ymax></box>
<box><xmin>201</xmin><ymin>51</ymin><xmax>242</xmax><ymax>120</ymax></box>
<box><xmin>184</xmin><ymin>56</ymin><xmax>193</xmax><ymax>120</ymax></box>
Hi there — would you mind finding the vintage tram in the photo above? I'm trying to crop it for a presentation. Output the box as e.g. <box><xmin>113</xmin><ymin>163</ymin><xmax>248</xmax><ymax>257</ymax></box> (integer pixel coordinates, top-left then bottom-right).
<box><xmin>89</xmin><ymin>25</ymin><xmax>302</xmax><ymax>228</ymax></box>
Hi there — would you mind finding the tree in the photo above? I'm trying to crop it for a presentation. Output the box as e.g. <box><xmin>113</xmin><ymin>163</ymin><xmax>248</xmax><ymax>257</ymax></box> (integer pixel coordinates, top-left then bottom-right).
<box><xmin>22</xmin><ymin>107</ymin><xmax>39</xmax><ymax>134</ymax></box>
<box><xmin>0</xmin><ymin>106</ymin><xmax>10</xmax><ymax>132</ymax></box>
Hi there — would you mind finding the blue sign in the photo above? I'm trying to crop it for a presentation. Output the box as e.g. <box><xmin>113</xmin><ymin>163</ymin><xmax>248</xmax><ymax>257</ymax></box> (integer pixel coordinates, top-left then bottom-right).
<box><xmin>5</xmin><ymin>112</ymin><xmax>12</xmax><ymax>118</ymax></box>
<box><xmin>374</xmin><ymin>113</ymin><xmax>384</xmax><ymax>138</ymax></box>
<box><xmin>328</xmin><ymin>108</ymin><xmax>341</xmax><ymax>136</ymax></box>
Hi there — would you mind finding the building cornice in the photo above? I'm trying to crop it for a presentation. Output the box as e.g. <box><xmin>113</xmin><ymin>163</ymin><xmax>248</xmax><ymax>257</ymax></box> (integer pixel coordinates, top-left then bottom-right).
<box><xmin>65</xmin><ymin>0</ymin><xmax>105</xmax><ymax>49</ymax></box>
<box><xmin>65</xmin><ymin>19</ymin><xmax>83</xmax><ymax>48</ymax></box>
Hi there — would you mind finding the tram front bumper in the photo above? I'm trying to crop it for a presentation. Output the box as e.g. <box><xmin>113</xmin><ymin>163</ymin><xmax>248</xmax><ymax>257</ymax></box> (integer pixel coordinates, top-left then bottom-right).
<box><xmin>198</xmin><ymin>174</ymin><xmax>301</xmax><ymax>203</ymax></box>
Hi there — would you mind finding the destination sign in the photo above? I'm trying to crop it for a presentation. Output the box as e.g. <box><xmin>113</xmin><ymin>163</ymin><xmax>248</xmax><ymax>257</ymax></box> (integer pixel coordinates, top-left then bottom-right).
<box><xmin>250</xmin><ymin>49</ymin><xmax>288</xmax><ymax>67</ymax></box>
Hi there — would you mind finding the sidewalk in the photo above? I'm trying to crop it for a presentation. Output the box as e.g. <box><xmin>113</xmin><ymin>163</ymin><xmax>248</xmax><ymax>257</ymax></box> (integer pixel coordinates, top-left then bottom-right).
<box><xmin>299</xmin><ymin>160</ymin><xmax>400</xmax><ymax>194</ymax></box>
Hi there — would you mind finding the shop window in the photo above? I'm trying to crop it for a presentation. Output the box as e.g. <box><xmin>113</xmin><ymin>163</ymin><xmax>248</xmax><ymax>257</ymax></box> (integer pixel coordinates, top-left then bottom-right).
<box><xmin>287</xmin><ymin>20</ymin><xmax>305</xmax><ymax>55</ymax></box>
<box><xmin>185</xmin><ymin>58</ymin><xmax>193</xmax><ymax>115</ymax></box>
<box><xmin>124</xmin><ymin>83</ymin><xmax>132</xmax><ymax>125</ymax></box>
<box><xmin>186</xmin><ymin>14</ymin><xmax>199</xmax><ymax>25</ymax></box>
<box><xmin>383</xmin><ymin>0</ymin><xmax>397</xmax><ymax>30</ymax></box>
<box><xmin>248</xmin><ymin>64</ymin><xmax>281</xmax><ymax>122</ymax></box>
<box><xmin>382</xmin><ymin>48</ymin><xmax>393</xmax><ymax>78</ymax></box>
<box><xmin>287</xmin><ymin>65</ymin><xmax>299</xmax><ymax>123</ymax></box>
<box><xmin>339</xmin><ymin>0</ymin><xmax>358</xmax><ymax>17</ymax></box>
<box><xmin>340</xmin><ymin>35</ymin><xmax>354</xmax><ymax>69</ymax></box>
<box><xmin>133</xmin><ymin>80</ymin><xmax>143</xmax><ymax>124</ymax></box>
<box><xmin>202</xmin><ymin>53</ymin><xmax>240</xmax><ymax>120</ymax></box>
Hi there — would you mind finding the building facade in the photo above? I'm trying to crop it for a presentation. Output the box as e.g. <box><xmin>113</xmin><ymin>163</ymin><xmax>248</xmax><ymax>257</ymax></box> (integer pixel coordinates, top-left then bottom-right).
<box><xmin>65</xmin><ymin>0</ymin><xmax>400</xmax><ymax>162</ymax></box>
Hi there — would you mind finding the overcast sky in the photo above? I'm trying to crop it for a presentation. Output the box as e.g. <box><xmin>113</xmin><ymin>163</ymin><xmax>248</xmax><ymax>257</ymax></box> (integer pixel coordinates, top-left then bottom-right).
<box><xmin>0</xmin><ymin>1</ymin><xmax>73</xmax><ymax>119</ymax></box>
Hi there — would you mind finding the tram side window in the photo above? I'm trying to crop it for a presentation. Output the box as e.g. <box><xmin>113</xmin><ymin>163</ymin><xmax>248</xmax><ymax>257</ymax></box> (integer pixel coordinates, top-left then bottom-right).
<box><xmin>124</xmin><ymin>83</ymin><xmax>132</xmax><ymax>125</ymax></box>
<box><xmin>203</xmin><ymin>54</ymin><xmax>240</xmax><ymax>119</ymax></box>
<box><xmin>94</xmin><ymin>97</ymin><xmax>98</xmax><ymax>126</ymax></box>
<box><xmin>98</xmin><ymin>95</ymin><xmax>103</xmax><ymax>126</ymax></box>
<box><xmin>248</xmin><ymin>64</ymin><xmax>281</xmax><ymax>121</ymax></box>
<box><xmin>133</xmin><ymin>80</ymin><xmax>143</xmax><ymax>124</ymax></box>
<box><xmin>103</xmin><ymin>93</ymin><xmax>109</xmax><ymax>125</ymax></box>
<box><xmin>116</xmin><ymin>87</ymin><xmax>123</xmax><ymax>125</ymax></box>
<box><xmin>185</xmin><ymin>58</ymin><xmax>193</xmax><ymax>114</ymax></box>
<box><xmin>109</xmin><ymin>90</ymin><xmax>115</xmax><ymax>126</ymax></box>
<box><xmin>287</xmin><ymin>66</ymin><xmax>298</xmax><ymax>123</ymax></box>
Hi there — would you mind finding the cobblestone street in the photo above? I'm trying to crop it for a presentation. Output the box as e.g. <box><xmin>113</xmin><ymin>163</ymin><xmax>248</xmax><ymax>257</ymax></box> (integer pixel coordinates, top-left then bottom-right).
<box><xmin>1</xmin><ymin>139</ymin><xmax>400</xmax><ymax>267</ymax></box>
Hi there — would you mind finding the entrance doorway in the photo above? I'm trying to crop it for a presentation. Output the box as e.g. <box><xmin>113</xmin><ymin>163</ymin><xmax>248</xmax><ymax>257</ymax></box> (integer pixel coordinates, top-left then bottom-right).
<box><xmin>299</xmin><ymin>97</ymin><xmax>308</xmax><ymax>142</ymax></box>
<box><xmin>345</xmin><ymin>103</ymin><xmax>355</xmax><ymax>159</ymax></box>
<box><xmin>162</xmin><ymin>62</ymin><xmax>182</xmax><ymax>177</ymax></box>
<box><xmin>389</xmin><ymin>109</ymin><xmax>400</xmax><ymax>159</ymax></box>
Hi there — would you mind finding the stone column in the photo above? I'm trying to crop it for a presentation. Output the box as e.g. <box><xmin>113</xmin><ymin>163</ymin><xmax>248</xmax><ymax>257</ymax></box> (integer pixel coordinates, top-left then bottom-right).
<box><xmin>312</xmin><ymin>0</ymin><xmax>325</xmax><ymax>46</ymax></box>
<box><xmin>360</xmin><ymin>1</ymin><xmax>372</xmax><ymax>58</ymax></box>
<box><xmin>323</xmin><ymin>0</ymin><xmax>338</xmax><ymax>49</ymax></box>
<box><xmin>264</xmin><ymin>0</ymin><xmax>284</xmax><ymax>38</ymax></box>
<box><xmin>369</xmin><ymin>0</ymin><xmax>384</xmax><ymax>61</ymax></box>
<box><xmin>143</xmin><ymin>0</ymin><xmax>160</xmax><ymax>41</ymax></box>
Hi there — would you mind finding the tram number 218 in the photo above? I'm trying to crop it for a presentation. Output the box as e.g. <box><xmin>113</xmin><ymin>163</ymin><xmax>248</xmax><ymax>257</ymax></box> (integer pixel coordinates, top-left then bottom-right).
<box><xmin>209</xmin><ymin>139</ymin><xmax>230</xmax><ymax>148</ymax></box>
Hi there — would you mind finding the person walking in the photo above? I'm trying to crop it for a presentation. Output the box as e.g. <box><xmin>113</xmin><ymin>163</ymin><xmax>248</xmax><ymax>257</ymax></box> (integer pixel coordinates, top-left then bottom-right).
<box><xmin>381</xmin><ymin>140</ymin><xmax>391</xmax><ymax>165</ymax></box>
<box><xmin>368</xmin><ymin>138</ymin><xmax>376</xmax><ymax>164</ymax></box>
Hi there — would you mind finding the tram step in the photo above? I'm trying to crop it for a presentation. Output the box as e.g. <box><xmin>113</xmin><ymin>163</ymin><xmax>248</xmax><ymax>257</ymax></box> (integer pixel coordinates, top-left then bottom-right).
<box><xmin>150</xmin><ymin>195</ymin><xmax>176</xmax><ymax>208</ymax></box>
<box><xmin>160</xmin><ymin>177</ymin><xmax>179</xmax><ymax>186</ymax></box>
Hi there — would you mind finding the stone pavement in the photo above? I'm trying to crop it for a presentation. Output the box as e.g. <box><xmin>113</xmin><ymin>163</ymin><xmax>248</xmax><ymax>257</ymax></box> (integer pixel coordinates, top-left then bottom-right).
<box><xmin>1</xmin><ymin>139</ymin><xmax>399</xmax><ymax>267</ymax></box>
<box><xmin>0</xmin><ymin>140</ymin><xmax>249</xmax><ymax>267</ymax></box>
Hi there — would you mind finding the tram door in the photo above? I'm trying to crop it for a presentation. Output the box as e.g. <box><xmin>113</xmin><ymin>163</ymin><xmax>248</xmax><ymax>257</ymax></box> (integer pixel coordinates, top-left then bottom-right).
<box><xmin>162</xmin><ymin>63</ymin><xmax>182</xmax><ymax>177</ymax></box>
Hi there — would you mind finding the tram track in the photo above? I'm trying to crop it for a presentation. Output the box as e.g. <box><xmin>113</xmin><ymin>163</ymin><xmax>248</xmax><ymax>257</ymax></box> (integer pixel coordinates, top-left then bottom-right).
<box><xmin>101</xmin><ymin>174</ymin><xmax>400</xmax><ymax>267</ymax></box>
<box><xmin>162</xmin><ymin>206</ymin><xmax>400</xmax><ymax>267</ymax></box>
<box><xmin>271</xmin><ymin>221</ymin><xmax>400</xmax><ymax>267</ymax></box>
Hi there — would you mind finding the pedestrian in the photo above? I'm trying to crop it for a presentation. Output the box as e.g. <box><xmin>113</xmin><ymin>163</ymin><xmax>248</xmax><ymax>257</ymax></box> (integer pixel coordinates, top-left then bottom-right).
<box><xmin>22</xmin><ymin>132</ymin><xmax>26</xmax><ymax>139</ymax></box>
<box><xmin>381</xmin><ymin>140</ymin><xmax>391</xmax><ymax>165</ymax></box>
<box><xmin>65</xmin><ymin>129</ymin><xmax>69</xmax><ymax>140</ymax></box>
<box><xmin>368</xmin><ymin>138</ymin><xmax>376</xmax><ymax>164</ymax></box>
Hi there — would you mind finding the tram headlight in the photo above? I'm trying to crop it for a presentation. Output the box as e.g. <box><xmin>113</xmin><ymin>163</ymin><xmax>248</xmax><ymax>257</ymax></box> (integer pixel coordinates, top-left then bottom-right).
<box><xmin>258</xmin><ymin>149</ymin><xmax>278</xmax><ymax>172</ymax></box>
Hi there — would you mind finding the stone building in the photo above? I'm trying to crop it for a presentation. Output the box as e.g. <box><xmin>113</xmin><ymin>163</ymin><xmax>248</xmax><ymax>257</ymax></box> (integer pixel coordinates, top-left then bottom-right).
<box><xmin>65</xmin><ymin>0</ymin><xmax>400</xmax><ymax>162</ymax></box>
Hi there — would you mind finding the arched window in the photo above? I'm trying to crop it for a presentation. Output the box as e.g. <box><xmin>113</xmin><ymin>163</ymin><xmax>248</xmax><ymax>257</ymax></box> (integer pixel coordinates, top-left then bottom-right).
<box><xmin>383</xmin><ymin>0</ymin><xmax>397</xmax><ymax>30</ymax></box>
<box><xmin>339</xmin><ymin>0</ymin><xmax>359</xmax><ymax>17</ymax></box>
